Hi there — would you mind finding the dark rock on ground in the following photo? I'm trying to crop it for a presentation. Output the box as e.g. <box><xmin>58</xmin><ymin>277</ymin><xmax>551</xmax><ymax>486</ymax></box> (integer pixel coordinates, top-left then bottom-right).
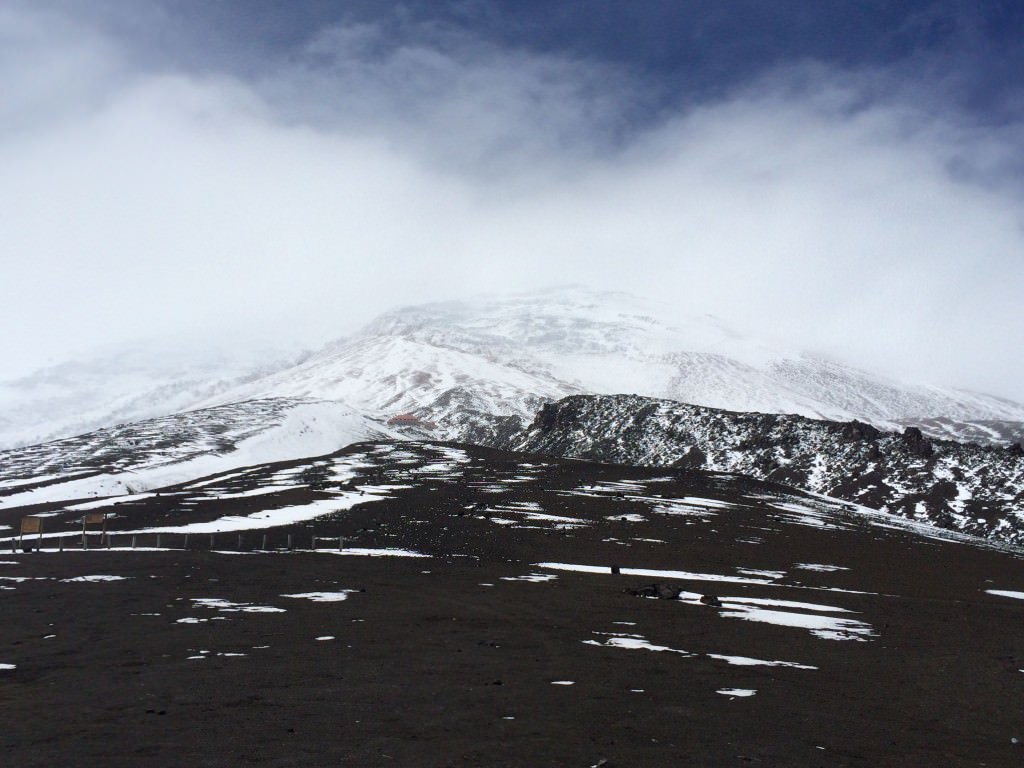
<box><xmin>625</xmin><ymin>583</ymin><xmax>682</xmax><ymax>600</ymax></box>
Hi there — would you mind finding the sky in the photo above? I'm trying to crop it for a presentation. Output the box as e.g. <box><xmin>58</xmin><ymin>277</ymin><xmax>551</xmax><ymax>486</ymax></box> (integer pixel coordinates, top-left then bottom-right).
<box><xmin>2</xmin><ymin>0</ymin><xmax>1024</xmax><ymax>399</ymax></box>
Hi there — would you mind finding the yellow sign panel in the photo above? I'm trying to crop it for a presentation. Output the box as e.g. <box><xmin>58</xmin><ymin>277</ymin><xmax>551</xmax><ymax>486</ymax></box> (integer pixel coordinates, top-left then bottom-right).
<box><xmin>20</xmin><ymin>517</ymin><xmax>42</xmax><ymax>534</ymax></box>
<box><xmin>84</xmin><ymin>512</ymin><xmax>106</xmax><ymax>525</ymax></box>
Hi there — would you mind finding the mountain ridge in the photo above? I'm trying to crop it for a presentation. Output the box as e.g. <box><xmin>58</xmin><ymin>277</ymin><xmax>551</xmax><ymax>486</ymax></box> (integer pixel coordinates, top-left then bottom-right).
<box><xmin>2</xmin><ymin>389</ymin><xmax>1023</xmax><ymax>548</ymax></box>
<box><xmin>469</xmin><ymin>393</ymin><xmax>1024</xmax><ymax>545</ymax></box>
<box><xmin>3</xmin><ymin>287</ymin><xmax>1024</xmax><ymax>452</ymax></box>
<box><xmin>197</xmin><ymin>287</ymin><xmax>1024</xmax><ymax>445</ymax></box>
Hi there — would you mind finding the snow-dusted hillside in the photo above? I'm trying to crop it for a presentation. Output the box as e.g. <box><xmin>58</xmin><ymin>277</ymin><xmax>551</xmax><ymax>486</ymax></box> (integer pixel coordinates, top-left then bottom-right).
<box><xmin>0</xmin><ymin>398</ymin><xmax>399</xmax><ymax>509</ymax></box>
<box><xmin>196</xmin><ymin>333</ymin><xmax>579</xmax><ymax>426</ymax></box>
<box><xmin>481</xmin><ymin>394</ymin><xmax>1024</xmax><ymax>544</ymax></box>
<box><xmin>5</xmin><ymin>286</ymin><xmax>1024</xmax><ymax>450</ymax></box>
<box><xmin>0</xmin><ymin>340</ymin><xmax>308</xmax><ymax>449</ymax></box>
<box><xmin>199</xmin><ymin>286</ymin><xmax>1024</xmax><ymax>445</ymax></box>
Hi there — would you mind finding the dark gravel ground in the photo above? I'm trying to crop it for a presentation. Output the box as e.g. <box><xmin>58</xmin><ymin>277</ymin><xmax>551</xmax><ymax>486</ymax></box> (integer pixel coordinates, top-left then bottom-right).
<box><xmin>1</xmin><ymin>442</ymin><xmax>1023</xmax><ymax>767</ymax></box>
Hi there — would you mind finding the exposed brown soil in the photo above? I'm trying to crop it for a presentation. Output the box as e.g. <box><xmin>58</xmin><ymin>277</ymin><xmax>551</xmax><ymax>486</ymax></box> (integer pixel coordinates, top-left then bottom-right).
<box><xmin>1</xmin><ymin>443</ymin><xmax>1023</xmax><ymax>767</ymax></box>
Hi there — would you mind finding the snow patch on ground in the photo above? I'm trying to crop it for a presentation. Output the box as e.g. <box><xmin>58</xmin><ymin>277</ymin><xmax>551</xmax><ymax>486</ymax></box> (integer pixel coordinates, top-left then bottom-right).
<box><xmin>281</xmin><ymin>591</ymin><xmax>357</xmax><ymax>602</ymax></box>
<box><xmin>191</xmin><ymin>598</ymin><xmax>285</xmax><ymax>614</ymax></box>
<box><xmin>736</xmin><ymin>568</ymin><xmax>786</xmax><ymax>578</ymax></box>
<box><xmin>715</xmin><ymin>603</ymin><xmax>873</xmax><ymax>641</ymax></box>
<box><xmin>795</xmin><ymin>563</ymin><xmax>850</xmax><ymax>572</ymax></box>
<box><xmin>500</xmin><ymin>573</ymin><xmax>558</xmax><ymax>583</ymax></box>
<box><xmin>116</xmin><ymin>485</ymin><xmax>392</xmax><ymax>535</ymax></box>
<box><xmin>536</xmin><ymin>562</ymin><xmax>778</xmax><ymax>585</ymax></box>
<box><xmin>583</xmin><ymin>635</ymin><xmax>691</xmax><ymax>655</ymax></box>
<box><xmin>307</xmin><ymin>548</ymin><xmax>429</xmax><ymax>558</ymax></box>
<box><xmin>707</xmin><ymin>653</ymin><xmax>817</xmax><ymax>670</ymax></box>
<box><xmin>986</xmin><ymin>589</ymin><xmax>1024</xmax><ymax>600</ymax></box>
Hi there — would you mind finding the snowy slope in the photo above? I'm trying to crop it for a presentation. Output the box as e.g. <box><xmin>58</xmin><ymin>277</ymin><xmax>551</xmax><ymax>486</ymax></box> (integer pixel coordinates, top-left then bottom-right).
<box><xmin>0</xmin><ymin>398</ymin><xmax>399</xmax><ymax>509</ymax></box>
<box><xmin>195</xmin><ymin>326</ymin><xmax>583</xmax><ymax>426</ymax></box>
<box><xmin>196</xmin><ymin>286</ymin><xmax>1021</xmax><ymax>445</ymax></box>
<box><xmin>6</xmin><ymin>286</ymin><xmax>1024</xmax><ymax>450</ymax></box>
<box><xmin>0</xmin><ymin>340</ymin><xmax>308</xmax><ymax>449</ymax></box>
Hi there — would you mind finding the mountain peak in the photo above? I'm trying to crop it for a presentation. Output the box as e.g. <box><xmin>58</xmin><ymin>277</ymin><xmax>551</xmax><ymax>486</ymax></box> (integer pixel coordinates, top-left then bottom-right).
<box><xmin>4</xmin><ymin>287</ymin><xmax>1024</xmax><ymax>449</ymax></box>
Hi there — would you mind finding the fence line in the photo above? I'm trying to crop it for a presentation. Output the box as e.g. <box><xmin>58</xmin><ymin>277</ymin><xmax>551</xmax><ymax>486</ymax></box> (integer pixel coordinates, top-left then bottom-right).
<box><xmin>10</xmin><ymin>532</ymin><xmax>347</xmax><ymax>553</ymax></box>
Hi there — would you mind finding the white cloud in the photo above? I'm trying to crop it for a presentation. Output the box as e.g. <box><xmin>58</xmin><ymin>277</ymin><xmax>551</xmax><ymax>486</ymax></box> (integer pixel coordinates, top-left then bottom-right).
<box><xmin>1</xmin><ymin>6</ymin><xmax>1023</xmax><ymax>400</ymax></box>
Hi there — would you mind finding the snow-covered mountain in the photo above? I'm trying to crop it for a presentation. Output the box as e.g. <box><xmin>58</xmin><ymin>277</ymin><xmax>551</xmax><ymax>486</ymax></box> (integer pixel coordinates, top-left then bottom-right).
<box><xmin>0</xmin><ymin>340</ymin><xmax>309</xmax><ymax>449</ymax></box>
<box><xmin>4</xmin><ymin>299</ymin><xmax>1024</xmax><ymax>544</ymax></box>
<box><xmin>196</xmin><ymin>332</ymin><xmax>578</xmax><ymax>427</ymax></box>
<box><xmin>476</xmin><ymin>393</ymin><xmax>1024</xmax><ymax>545</ymax></box>
<box><xmin>4</xmin><ymin>286</ymin><xmax>1024</xmax><ymax>450</ymax></box>
<box><xmin>194</xmin><ymin>286</ymin><xmax>1024</xmax><ymax>445</ymax></box>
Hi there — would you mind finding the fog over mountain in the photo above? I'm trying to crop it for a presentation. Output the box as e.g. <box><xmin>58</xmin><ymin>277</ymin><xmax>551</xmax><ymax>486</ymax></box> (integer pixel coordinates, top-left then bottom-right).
<box><xmin>3</xmin><ymin>2</ymin><xmax>1024</xmax><ymax>402</ymax></box>
<box><xmin>3</xmin><ymin>287</ymin><xmax>1022</xmax><ymax>451</ymax></box>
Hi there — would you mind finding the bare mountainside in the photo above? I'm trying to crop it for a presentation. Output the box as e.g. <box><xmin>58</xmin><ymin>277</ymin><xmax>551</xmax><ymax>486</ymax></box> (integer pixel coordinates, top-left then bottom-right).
<box><xmin>473</xmin><ymin>394</ymin><xmax>1024</xmax><ymax>545</ymax></box>
<box><xmin>1</xmin><ymin>441</ymin><xmax>1022</xmax><ymax>767</ymax></box>
<box><xmin>4</xmin><ymin>287</ymin><xmax>1024</xmax><ymax>449</ymax></box>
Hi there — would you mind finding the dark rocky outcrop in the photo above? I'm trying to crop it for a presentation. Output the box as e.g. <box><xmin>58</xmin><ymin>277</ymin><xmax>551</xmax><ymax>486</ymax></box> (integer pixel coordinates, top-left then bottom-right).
<box><xmin>535</xmin><ymin>402</ymin><xmax>561</xmax><ymax>433</ymax></box>
<box><xmin>842</xmin><ymin>420</ymin><xmax>883</xmax><ymax>442</ymax></box>
<box><xmin>671</xmin><ymin>445</ymin><xmax>706</xmax><ymax>469</ymax></box>
<box><xmin>473</xmin><ymin>394</ymin><xmax>1024</xmax><ymax>545</ymax></box>
<box><xmin>900</xmin><ymin>426</ymin><xmax>934</xmax><ymax>459</ymax></box>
